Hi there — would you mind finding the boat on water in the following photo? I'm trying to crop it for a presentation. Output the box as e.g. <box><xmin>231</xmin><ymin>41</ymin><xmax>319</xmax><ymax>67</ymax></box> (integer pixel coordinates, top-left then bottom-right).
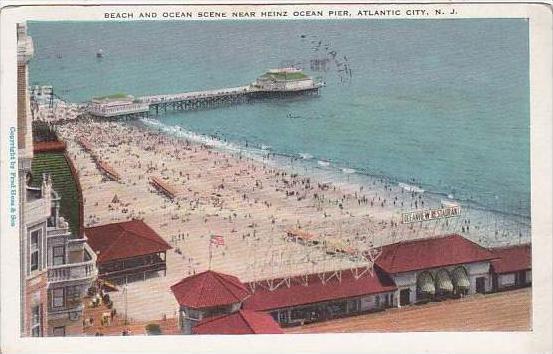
<box><xmin>96</xmin><ymin>49</ymin><xmax>104</xmax><ymax>58</ymax></box>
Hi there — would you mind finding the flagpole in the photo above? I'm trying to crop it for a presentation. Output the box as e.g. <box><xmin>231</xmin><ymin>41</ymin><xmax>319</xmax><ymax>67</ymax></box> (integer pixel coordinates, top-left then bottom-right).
<box><xmin>208</xmin><ymin>236</ymin><xmax>212</xmax><ymax>270</ymax></box>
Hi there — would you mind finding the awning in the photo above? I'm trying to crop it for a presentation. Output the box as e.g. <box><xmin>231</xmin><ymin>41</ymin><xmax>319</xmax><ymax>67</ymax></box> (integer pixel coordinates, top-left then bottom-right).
<box><xmin>417</xmin><ymin>272</ymin><xmax>435</xmax><ymax>294</ymax></box>
<box><xmin>435</xmin><ymin>270</ymin><xmax>453</xmax><ymax>292</ymax></box>
<box><xmin>452</xmin><ymin>267</ymin><xmax>470</xmax><ymax>289</ymax></box>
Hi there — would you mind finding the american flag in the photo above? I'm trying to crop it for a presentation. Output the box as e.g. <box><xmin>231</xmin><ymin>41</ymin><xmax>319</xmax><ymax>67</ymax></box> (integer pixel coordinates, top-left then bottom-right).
<box><xmin>210</xmin><ymin>235</ymin><xmax>225</xmax><ymax>246</ymax></box>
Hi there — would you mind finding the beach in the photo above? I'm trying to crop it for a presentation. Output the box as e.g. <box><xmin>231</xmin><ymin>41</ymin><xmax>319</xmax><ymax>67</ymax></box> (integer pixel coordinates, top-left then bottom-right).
<box><xmin>53</xmin><ymin>119</ymin><xmax>530</xmax><ymax>322</ymax></box>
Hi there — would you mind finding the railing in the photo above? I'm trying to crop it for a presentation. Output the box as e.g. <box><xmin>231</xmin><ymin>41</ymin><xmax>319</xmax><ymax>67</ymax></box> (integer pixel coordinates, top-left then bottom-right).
<box><xmin>66</xmin><ymin>237</ymin><xmax>86</xmax><ymax>252</ymax></box>
<box><xmin>143</xmin><ymin>86</ymin><xmax>250</xmax><ymax>104</ymax></box>
<box><xmin>48</xmin><ymin>303</ymin><xmax>84</xmax><ymax>318</ymax></box>
<box><xmin>48</xmin><ymin>259</ymin><xmax>97</xmax><ymax>283</ymax></box>
<box><xmin>46</xmin><ymin>226</ymin><xmax>71</xmax><ymax>238</ymax></box>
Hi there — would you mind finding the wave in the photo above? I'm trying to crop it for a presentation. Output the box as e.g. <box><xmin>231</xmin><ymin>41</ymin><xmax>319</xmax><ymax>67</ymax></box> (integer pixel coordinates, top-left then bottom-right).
<box><xmin>299</xmin><ymin>152</ymin><xmax>313</xmax><ymax>160</ymax></box>
<box><xmin>342</xmin><ymin>168</ymin><xmax>356</xmax><ymax>174</ymax></box>
<box><xmin>317</xmin><ymin>160</ymin><xmax>330</xmax><ymax>167</ymax></box>
<box><xmin>398</xmin><ymin>182</ymin><xmax>425</xmax><ymax>193</ymax></box>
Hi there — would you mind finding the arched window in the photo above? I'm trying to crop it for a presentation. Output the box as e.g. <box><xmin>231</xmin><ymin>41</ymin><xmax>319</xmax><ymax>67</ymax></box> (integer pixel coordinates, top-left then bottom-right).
<box><xmin>451</xmin><ymin>266</ymin><xmax>470</xmax><ymax>295</ymax></box>
<box><xmin>435</xmin><ymin>269</ymin><xmax>454</xmax><ymax>295</ymax></box>
<box><xmin>416</xmin><ymin>271</ymin><xmax>435</xmax><ymax>300</ymax></box>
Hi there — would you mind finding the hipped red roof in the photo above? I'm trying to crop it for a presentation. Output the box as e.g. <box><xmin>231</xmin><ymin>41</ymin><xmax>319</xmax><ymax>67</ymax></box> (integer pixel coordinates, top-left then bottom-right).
<box><xmin>193</xmin><ymin>310</ymin><xmax>283</xmax><ymax>335</ymax></box>
<box><xmin>243</xmin><ymin>268</ymin><xmax>396</xmax><ymax>312</ymax></box>
<box><xmin>171</xmin><ymin>270</ymin><xmax>250</xmax><ymax>309</ymax></box>
<box><xmin>85</xmin><ymin>220</ymin><xmax>171</xmax><ymax>263</ymax></box>
<box><xmin>375</xmin><ymin>234</ymin><xmax>497</xmax><ymax>274</ymax></box>
<box><xmin>490</xmin><ymin>244</ymin><xmax>531</xmax><ymax>274</ymax></box>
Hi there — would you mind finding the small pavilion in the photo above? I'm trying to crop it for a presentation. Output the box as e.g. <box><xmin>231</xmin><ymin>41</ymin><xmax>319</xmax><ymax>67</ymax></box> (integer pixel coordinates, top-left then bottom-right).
<box><xmin>85</xmin><ymin>219</ymin><xmax>172</xmax><ymax>284</ymax></box>
<box><xmin>170</xmin><ymin>270</ymin><xmax>251</xmax><ymax>334</ymax></box>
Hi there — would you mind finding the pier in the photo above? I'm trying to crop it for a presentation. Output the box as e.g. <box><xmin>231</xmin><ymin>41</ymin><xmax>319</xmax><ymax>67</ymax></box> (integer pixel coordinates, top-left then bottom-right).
<box><xmin>86</xmin><ymin>68</ymin><xmax>323</xmax><ymax>119</ymax></box>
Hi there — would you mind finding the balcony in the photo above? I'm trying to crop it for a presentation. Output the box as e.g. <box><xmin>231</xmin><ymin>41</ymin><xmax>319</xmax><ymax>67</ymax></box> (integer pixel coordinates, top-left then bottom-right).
<box><xmin>47</xmin><ymin>259</ymin><xmax>97</xmax><ymax>284</ymax></box>
<box><xmin>46</xmin><ymin>226</ymin><xmax>71</xmax><ymax>238</ymax></box>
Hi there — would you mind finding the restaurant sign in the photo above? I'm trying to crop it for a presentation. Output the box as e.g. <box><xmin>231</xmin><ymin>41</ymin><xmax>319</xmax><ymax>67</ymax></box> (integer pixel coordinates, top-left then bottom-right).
<box><xmin>401</xmin><ymin>205</ymin><xmax>461</xmax><ymax>224</ymax></box>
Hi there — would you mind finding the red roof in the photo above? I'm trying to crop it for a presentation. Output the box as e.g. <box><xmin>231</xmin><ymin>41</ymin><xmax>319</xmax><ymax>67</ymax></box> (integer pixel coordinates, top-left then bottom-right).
<box><xmin>171</xmin><ymin>270</ymin><xmax>250</xmax><ymax>309</ymax></box>
<box><xmin>490</xmin><ymin>244</ymin><xmax>531</xmax><ymax>274</ymax></box>
<box><xmin>243</xmin><ymin>268</ymin><xmax>396</xmax><ymax>312</ymax></box>
<box><xmin>193</xmin><ymin>310</ymin><xmax>283</xmax><ymax>335</ymax></box>
<box><xmin>85</xmin><ymin>220</ymin><xmax>171</xmax><ymax>263</ymax></box>
<box><xmin>33</xmin><ymin>141</ymin><xmax>66</xmax><ymax>153</ymax></box>
<box><xmin>375</xmin><ymin>234</ymin><xmax>497</xmax><ymax>274</ymax></box>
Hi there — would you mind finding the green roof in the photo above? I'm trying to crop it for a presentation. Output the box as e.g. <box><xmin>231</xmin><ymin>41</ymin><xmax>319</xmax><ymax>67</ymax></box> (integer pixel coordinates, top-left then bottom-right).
<box><xmin>93</xmin><ymin>93</ymin><xmax>129</xmax><ymax>100</ymax></box>
<box><xmin>31</xmin><ymin>152</ymin><xmax>81</xmax><ymax>236</ymax></box>
<box><xmin>262</xmin><ymin>72</ymin><xmax>309</xmax><ymax>81</ymax></box>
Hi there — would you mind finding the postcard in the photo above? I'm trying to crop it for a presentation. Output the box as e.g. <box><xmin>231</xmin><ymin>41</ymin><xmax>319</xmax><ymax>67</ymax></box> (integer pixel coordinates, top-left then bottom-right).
<box><xmin>0</xmin><ymin>1</ymin><xmax>551</xmax><ymax>353</ymax></box>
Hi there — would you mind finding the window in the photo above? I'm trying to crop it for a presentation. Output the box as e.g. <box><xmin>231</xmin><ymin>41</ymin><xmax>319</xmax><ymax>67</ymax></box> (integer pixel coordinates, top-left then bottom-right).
<box><xmin>65</xmin><ymin>285</ymin><xmax>80</xmax><ymax>306</ymax></box>
<box><xmin>278</xmin><ymin>311</ymin><xmax>288</xmax><ymax>323</ymax></box>
<box><xmin>52</xmin><ymin>288</ymin><xmax>64</xmax><ymax>308</ymax></box>
<box><xmin>31</xmin><ymin>305</ymin><xmax>41</xmax><ymax>337</ymax></box>
<box><xmin>52</xmin><ymin>246</ymin><xmax>65</xmax><ymax>266</ymax></box>
<box><xmin>52</xmin><ymin>326</ymin><xmax>65</xmax><ymax>337</ymax></box>
<box><xmin>30</xmin><ymin>229</ymin><xmax>42</xmax><ymax>272</ymax></box>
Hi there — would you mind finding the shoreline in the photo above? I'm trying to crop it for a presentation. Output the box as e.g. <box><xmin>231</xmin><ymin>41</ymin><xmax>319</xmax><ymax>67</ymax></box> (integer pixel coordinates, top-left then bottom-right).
<box><xmin>137</xmin><ymin>117</ymin><xmax>531</xmax><ymax>222</ymax></box>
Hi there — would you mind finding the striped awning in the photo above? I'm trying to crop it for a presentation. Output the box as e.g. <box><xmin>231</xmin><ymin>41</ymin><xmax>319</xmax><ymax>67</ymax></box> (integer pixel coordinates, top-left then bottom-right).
<box><xmin>435</xmin><ymin>270</ymin><xmax>453</xmax><ymax>292</ymax></box>
<box><xmin>417</xmin><ymin>272</ymin><xmax>435</xmax><ymax>294</ymax></box>
<box><xmin>452</xmin><ymin>267</ymin><xmax>470</xmax><ymax>289</ymax></box>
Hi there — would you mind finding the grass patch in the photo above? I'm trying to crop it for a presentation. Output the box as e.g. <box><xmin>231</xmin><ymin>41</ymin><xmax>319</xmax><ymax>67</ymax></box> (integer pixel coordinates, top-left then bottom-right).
<box><xmin>93</xmin><ymin>93</ymin><xmax>129</xmax><ymax>100</ymax></box>
<box><xmin>31</xmin><ymin>152</ymin><xmax>80</xmax><ymax>236</ymax></box>
<box><xmin>264</xmin><ymin>72</ymin><xmax>308</xmax><ymax>81</ymax></box>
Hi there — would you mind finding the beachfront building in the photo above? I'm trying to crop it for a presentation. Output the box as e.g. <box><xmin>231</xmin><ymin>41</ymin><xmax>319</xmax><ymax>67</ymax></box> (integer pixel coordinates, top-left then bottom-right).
<box><xmin>251</xmin><ymin>68</ymin><xmax>322</xmax><ymax>93</ymax></box>
<box><xmin>85</xmin><ymin>220</ymin><xmax>172</xmax><ymax>285</ymax></box>
<box><xmin>243</xmin><ymin>269</ymin><xmax>396</xmax><ymax>327</ymax></box>
<box><xmin>490</xmin><ymin>244</ymin><xmax>532</xmax><ymax>291</ymax></box>
<box><xmin>88</xmin><ymin>94</ymin><xmax>149</xmax><ymax>119</ymax></box>
<box><xmin>17</xmin><ymin>23</ymin><xmax>98</xmax><ymax>337</ymax></box>
<box><xmin>374</xmin><ymin>234</ymin><xmax>497</xmax><ymax>306</ymax></box>
<box><xmin>170</xmin><ymin>270</ymin><xmax>251</xmax><ymax>334</ymax></box>
<box><xmin>192</xmin><ymin>310</ymin><xmax>283</xmax><ymax>335</ymax></box>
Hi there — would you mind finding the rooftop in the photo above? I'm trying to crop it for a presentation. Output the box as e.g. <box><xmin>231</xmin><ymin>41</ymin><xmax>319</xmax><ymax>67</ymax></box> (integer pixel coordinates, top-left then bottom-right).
<box><xmin>85</xmin><ymin>220</ymin><xmax>172</xmax><ymax>263</ymax></box>
<box><xmin>170</xmin><ymin>270</ymin><xmax>251</xmax><ymax>309</ymax></box>
<box><xmin>193</xmin><ymin>310</ymin><xmax>283</xmax><ymax>335</ymax></box>
<box><xmin>243</xmin><ymin>268</ymin><xmax>396</xmax><ymax>312</ymax></box>
<box><xmin>490</xmin><ymin>244</ymin><xmax>531</xmax><ymax>274</ymax></box>
<box><xmin>259</xmin><ymin>69</ymin><xmax>309</xmax><ymax>81</ymax></box>
<box><xmin>374</xmin><ymin>234</ymin><xmax>497</xmax><ymax>274</ymax></box>
<box><xmin>92</xmin><ymin>93</ymin><xmax>133</xmax><ymax>102</ymax></box>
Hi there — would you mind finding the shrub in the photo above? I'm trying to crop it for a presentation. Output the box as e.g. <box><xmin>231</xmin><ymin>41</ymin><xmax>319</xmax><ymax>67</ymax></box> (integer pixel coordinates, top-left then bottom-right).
<box><xmin>145</xmin><ymin>323</ymin><xmax>162</xmax><ymax>335</ymax></box>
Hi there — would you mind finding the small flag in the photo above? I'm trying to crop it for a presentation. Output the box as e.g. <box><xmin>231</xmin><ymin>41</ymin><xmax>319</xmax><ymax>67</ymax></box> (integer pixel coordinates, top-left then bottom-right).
<box><xmin>210</xmin><ymin>235</ymin><xmax>225</xmax><ymax>246</ymax></box>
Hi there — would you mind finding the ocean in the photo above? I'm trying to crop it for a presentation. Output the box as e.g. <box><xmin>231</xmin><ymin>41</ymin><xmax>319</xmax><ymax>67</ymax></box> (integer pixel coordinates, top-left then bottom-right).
<box><xmin>28</xmin><ymin>19</ymin><xmax>530</xmax><ymax>219</ymax></box>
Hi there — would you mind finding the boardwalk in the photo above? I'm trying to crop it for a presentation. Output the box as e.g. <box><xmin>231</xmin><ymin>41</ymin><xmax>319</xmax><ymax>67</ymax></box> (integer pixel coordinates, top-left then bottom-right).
<box><xmin>142</xmin><ymin>86</ymin><xmax>250</xmax><ymax>104</ymax></box>
<box><xmin>285</xmin><ymin>288</ymin><xmax>532</xmax><ymax>333</ymax></box>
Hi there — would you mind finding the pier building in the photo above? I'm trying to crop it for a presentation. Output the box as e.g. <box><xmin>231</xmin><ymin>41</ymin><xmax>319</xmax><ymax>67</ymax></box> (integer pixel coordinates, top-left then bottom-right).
<box><xmin>88</xmin><ymin>94</ymin><xmax>149</xmax><ymax>119</ymax></box>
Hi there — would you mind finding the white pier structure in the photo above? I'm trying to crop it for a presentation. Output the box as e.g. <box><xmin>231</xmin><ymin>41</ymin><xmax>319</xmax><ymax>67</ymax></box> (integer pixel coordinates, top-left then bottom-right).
<box><xmin>86</xmin><ymin>68</ymin><xmax>323</xmax><ymax>119</ymax></box>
